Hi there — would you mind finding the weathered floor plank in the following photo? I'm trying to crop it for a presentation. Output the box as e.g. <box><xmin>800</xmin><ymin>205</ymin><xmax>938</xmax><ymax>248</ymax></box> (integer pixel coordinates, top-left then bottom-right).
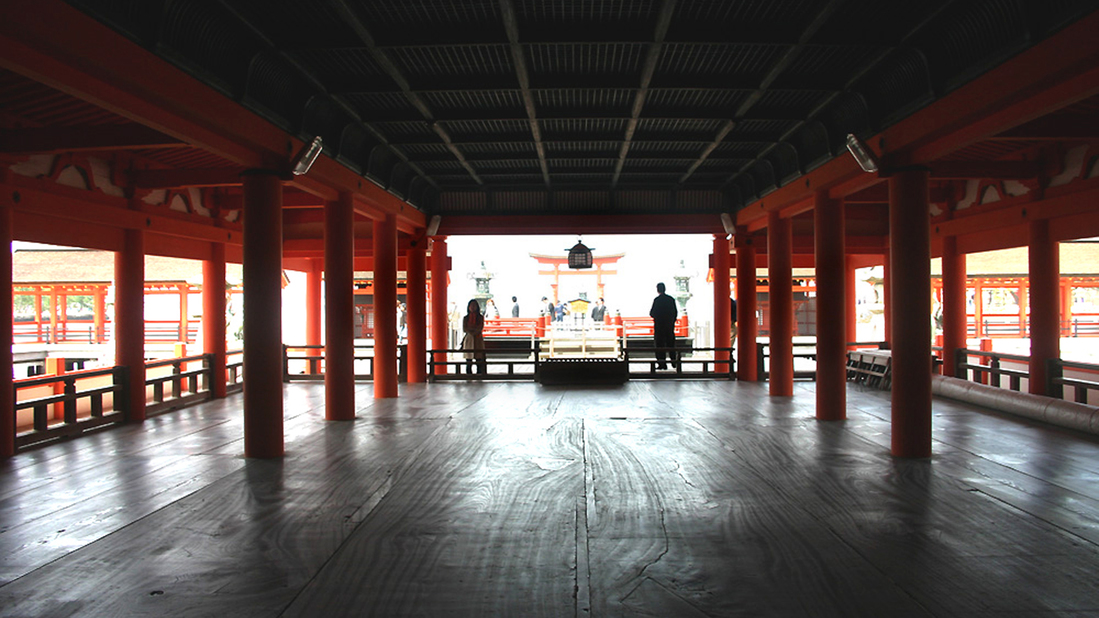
<box><xmin>2</xmin><ymin>380</ymin><xmax>1099</xmax><ymax>617</ymax></box>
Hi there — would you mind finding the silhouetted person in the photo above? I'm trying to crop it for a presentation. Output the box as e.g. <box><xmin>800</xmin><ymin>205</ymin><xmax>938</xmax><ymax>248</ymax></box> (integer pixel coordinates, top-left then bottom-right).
<box><xmin>650</xmin><ymin>282</ymin><xmax>678</xmax><ymax>370</ymax></box>
<box><xmin>542</xmin><ymin>296</ymin><xmax>554</xmax><ymax>321</ymax></box>
<box><xmin>462</xmin><ymin>298</ymin><xmax>487</xmax><ymax>374</ymax></box>
<box><xmin>511</xmin><ymin>295</ymin><xmax>520</xmax><ymax>318</ymax></box>
<box><xmin>730</xmin><ymin>296</ymin><xmax>738</xmax><ymax>348</ymax></box>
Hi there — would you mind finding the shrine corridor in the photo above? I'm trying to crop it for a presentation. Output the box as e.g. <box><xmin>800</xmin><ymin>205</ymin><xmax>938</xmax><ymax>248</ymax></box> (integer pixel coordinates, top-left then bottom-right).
<box><xmin>1</xmin><ymin>381</ymin><xmax>1098</xmax><ymax>617</ymax></box>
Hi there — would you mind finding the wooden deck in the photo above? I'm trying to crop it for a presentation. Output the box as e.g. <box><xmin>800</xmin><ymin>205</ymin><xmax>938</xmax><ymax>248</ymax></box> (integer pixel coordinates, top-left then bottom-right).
<box><xmin>2</xmin><ymin>380</ymin><xmax>1099</xmax><ymax>616</ymax></box>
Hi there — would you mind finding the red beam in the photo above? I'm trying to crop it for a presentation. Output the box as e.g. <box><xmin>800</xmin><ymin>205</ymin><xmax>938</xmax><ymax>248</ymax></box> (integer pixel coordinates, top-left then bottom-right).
<box><xmin>927</xmin><ymin>160</ymin><xmax>1041</xmax><ymax>180</ymax></box>
<box><xmin>0</xmin><ymin>0</ymin><xmax>424</xmax><ymax>229</ymax></box>
<box><xmin>129</xmin><ymin>167</ymin><xmax>244</xmax><ymax>190</ymax></box>
<box><xmin>439</xmin><ymin>214</ymin><xmax>725</xmax><ymax>235</ymax></box>
<box><xmin>0</xmin><ymin>123</ymin><xmax>184</xmax><ymax>153</ymax></box>
<box><xmin>990</xmin><ymin>113</ymin><xmax>1099</xmax><ymax>140</ymax></box>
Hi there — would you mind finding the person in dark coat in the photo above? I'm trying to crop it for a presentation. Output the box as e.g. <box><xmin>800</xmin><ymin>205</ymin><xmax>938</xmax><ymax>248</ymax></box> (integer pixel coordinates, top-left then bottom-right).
<box><xmin>730</xmin><ymin>296</ymin><xmax>738</xmax><ymax>348</ymax></box>
<box><xmin>649</xmin><ymin>282</ymin><xmax>678</xmax><ymax>370</ymax></box>
<box><xmin>591</xmin><ymin>297</ymin><xmax>606</xmax><ymax>323</ymax></box>
<box><xmin>511</xmin><ymin>296</ymin><xmax>520</xmax><ymax>318</ymax></box>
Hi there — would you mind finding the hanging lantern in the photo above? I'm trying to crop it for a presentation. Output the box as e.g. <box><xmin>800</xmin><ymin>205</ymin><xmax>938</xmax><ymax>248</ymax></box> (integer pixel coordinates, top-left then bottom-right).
<box><xmin>567</xmin><ymin>238</ymin><xmax>594</xmax><ymax>269</ymax></box>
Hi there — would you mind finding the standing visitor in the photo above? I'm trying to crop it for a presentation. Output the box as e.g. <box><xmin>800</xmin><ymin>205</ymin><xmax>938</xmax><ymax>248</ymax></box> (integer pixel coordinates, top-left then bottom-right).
<box><xmin>511</xmin><ymin>296</ymin><xmax>520</xmax><ymax>318</ymax></box>
<box><xmin>649</xmin><ymin>282</ymin><xmax>678</xmax><ymax>370</ymax></box>
<box><xmin>462</xmin><ymin>298</ymin><xmax>487</xmax><ymax>374</ymax></box>
<box><xmin>591</xmin><ymin>297</ymin><xmax>606</xmax><ymax>323</ymax></box>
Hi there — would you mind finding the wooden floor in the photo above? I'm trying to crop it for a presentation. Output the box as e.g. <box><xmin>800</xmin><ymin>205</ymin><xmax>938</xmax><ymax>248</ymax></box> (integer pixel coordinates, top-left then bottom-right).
<box><xmin>2</xmin><ymin>380</ymin><xmax>1099</xmax><ymax>617</ymax></box>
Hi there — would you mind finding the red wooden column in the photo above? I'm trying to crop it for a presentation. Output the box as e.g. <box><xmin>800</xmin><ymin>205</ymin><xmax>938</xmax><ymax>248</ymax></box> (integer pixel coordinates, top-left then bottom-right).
<box><xmin>242</xmin><ymin>171</ymin><xmax>284</xmax><ymax>458</ymax></box>
<box><xmin>373</xmin><ymin>214</ymin><xmax>398</xmax><ymax>398</ymax></box>
<box><xmin>712</xmin><ymin>234</ymin><xmax>731</xmax><ymax>371</ymax></box>
<box><xmin>430</xmin><ymin>236</ymin><xmax>449</xmax><ymax>376</ymax></box>
<box><xmin>814</xmin><ymin>192</ymin><xmax>846</xmax><ymax>420</ymax></box>
<box><xmin>406</xmin><ymin>241</ymin><xmax>428</xmax><ymax>383</ymax></box>
<box><xmin>115</xmin><ymin>228</ymin><xmax>146</xmax><ymax>422</ymax></box>
<box><xmin>305</xmin><ymin>257</ymin><xmax>322</xmax><ymax>363</ymax></box>
<box><xmin>768</xmin><ymin>211</ymin><xmax>794</xmax><ymax>396</ymax></box>
<box><xmin>1029</xmin><ymin>219</ymin><xmax>1060</xmax><ymax>396</ymax></box>
<box><xmin>889</xmin><ymin>168</ymin><xmax>932</xmax><ymax>458</ymax></box>
<box><xmin>941</xmin><ymin>235</ymin><xmax>967</xmax><ymax>378</ymax></box>
<box><xmin>325</xmin><ymin>194</ymin><xmax>355</xmax><ymax>419</ymax></box>
<box><xmin>735</xmin><ymin>228</ymin><xmax>758</xmax><ymax>382</ymax></box>
<box><xmin>845</xmin><ymin>255</ymin><xmax>858</xmax><ymax>347</ymax></box>
<box><xmin>0</xmin><ymin>205</ymin><xmax>14</xmax><ymax>458</ymax></box>
<box><xmin>93</xmin><ymin>288</ymin><xmax>105</xmax><ymax>343</ymax></box>
<box><xmin>1061</xmin><ymin>281</ymin><xmax>1073</xmax><ymax>333</ymax></box>
<box><xmin>202</xmin><ymin>242</ymin><xmax>227</xmax><ymax>399</ymax></box>
<box><xmin>882</xmin><ymin>250</ymin><xmax>892</xmax><ymax>344</ymax></box>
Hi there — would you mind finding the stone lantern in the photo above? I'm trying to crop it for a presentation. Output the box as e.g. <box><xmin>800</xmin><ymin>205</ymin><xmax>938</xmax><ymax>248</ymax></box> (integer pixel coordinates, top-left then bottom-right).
<box><xmin>467</xmin><ymin>261</ymin><xmax>494</xmax><ymax>313</ymax></box>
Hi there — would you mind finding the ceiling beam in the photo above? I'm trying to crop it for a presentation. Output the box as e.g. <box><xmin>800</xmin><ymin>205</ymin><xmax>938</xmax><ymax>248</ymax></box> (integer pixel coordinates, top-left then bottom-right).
<box><xmin>988</xmin><ymin>114</ymin><xmax>1099</xmax><ymax>141</ymax></box>
<box><xmin>499</xmin><ymin>0</ymin><xmax>550</xmax><ymax>187</ymax></box>
<box><xmin>439</xmin><ymin>213</ymin><xmax>725</xmax><ymax>235</ymax></box>
<box><xmin>611</xmin><ymin>0</ymin><xmax>676</xmax><ymax>187</ymax></box>
<box><xmin>0</xmin><ymin>123</ymin><xmax>184</xmax><ymax>153</ymax></box>
<box><xmin>327</xmin><ymin>0</ymin><xmax>481</xmax><ymax>186</ymax></box>
<box><xmin>928</xmin><ymin>160</ymin><xmax>1042</xmax><ymax>180</ymax></box>
<box><xmin>129</xmin><ymin>167</ymin><xmax>244</xmax><ymax>189</ymax></box>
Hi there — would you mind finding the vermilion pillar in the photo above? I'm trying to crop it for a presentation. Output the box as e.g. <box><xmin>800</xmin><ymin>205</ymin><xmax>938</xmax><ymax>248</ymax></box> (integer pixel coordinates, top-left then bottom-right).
<box><xmin>325</xmin><ymin>194</ymin><xmax>355</xmax><ymax>419</ymax></box>
<box><xmin>115</xmin><ymin>228</ymin><xmax>145</xmax><ymax>422</ymax></box>
<box><xmin>941</xmin><ymin>235</ymin><xmax>967</xmax><ymax>378</ymax></box>
<box><xmin>882</xmin><ymin>249</ymin><xmax>892</xmax><ymax>344</ymax></box>
<box><xmin>305</xmin><ymin>257</ymin><xmax>322</xmax><ymax>359</ymax></box>
<box><xmin>735</xmin><ymin>229</ymin><xmax>757</xmax><ymax>382</ymax></box>
<box><xmin>93</xmin><ymin>289</ymin><xmax>105</xmax><ymax>343</ymax></box>
<box><xmin>845</xmin><ymin>256</ymin><xmax>858</xmax><ymax>347</ymax></box>
<box><xmin>712</xmin><ymin>234</ymin><xmax>731</xmax><ymax>371</ymax></box>
<box><xmin>430</xmin><ymin>237</ymin><xmax>449</xmax><ymax>376</ymax></box>
<box><xmin>242</xmin><ymin>171</ymin><xmax>283</xmax><ymax>458</ymax></box>
<box><xmin>889</xmin><ymin>168</ymin><xmax>932</xmax><ymax>458</ymax></box>
<box><xmin>1029</xmin><ymin>219</ymin><xmax>1060</xmax><ymax>396</ymax></box>
<box><xmin>814</xmin><ymin>192</ymin><xmax>845</xmax><ymax>420</ymax></box>
<box><xmin>767</xmin><ymin>211</ymin><xmax>793</xmax><ymax>396</ymax></box>
<box><xmin>1</xmin><ymin>206</ymin><xmax>14</xmax><ymax>458</ymax></box>
<box><xmin>406</xmin><ymin>242</ymin><xmax>427</xmax><ymax>383</ymax></box>
<box><xmin>202</xmin><ymin>242</ymin><xmax>227</xmax><ymax>399</ymax></box>
<box><xmin>373</xmin><ymin>214</ymin><xmax>398</xmax><ymax>398</ymax></box>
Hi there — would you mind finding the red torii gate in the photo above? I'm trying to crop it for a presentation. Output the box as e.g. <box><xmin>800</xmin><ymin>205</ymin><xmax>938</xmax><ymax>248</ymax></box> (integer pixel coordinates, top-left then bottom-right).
<box><xmin>529</xmin><ymin>252</ymin><xmax>624</xmax><ymax>303</ymax></box>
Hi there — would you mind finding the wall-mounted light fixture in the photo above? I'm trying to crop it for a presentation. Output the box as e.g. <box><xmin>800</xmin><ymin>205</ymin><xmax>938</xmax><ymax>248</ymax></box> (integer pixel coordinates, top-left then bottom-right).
<box><xmin>845</xmin><ymin>133</ymin><xmax>880</xmax><ymax>173</ymax></box>
<box><xmin>720</xmin><ymin>212</ymin><xmax>735</xmax><ymax>235</ymax></box>
<box><xmin>290</xmin><ymin>136</ymin><xmax>324</xmax><ymax>176</ymax></box>
<box><xmin>567</xmin><ymin>238</ymin><xmax>594</xmax><ymax>269</ymax></box>
<box><xmin>426</xmin><ymin>214</ymin><xmax>442</xmax><ymax>237</ymax></box>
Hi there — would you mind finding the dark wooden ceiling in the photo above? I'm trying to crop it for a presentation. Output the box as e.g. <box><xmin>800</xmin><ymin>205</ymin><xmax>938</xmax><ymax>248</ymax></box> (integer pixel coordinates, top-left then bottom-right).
<box><xmin>60</xmin><ymin>0</ymin><xmax>1099</xmax><ymax>217</ymax></box>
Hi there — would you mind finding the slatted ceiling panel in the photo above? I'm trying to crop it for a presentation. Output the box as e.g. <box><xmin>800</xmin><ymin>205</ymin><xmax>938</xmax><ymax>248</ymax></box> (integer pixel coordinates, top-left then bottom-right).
<box><xmin>438</xmin><ymin>191</ymin><xmax>488</xmax><ymax>211</ymax></box>
<box><xmin>635</xmin><ymin>118</ymin><xmax>724</xmax><ymax>140</ymax></box>
<box><xmin>442</xmin><ymin>119</ymin><xmax>530</xmax><ymax>141</ymax></box>
<box><xmin>533</xmin><ymin>89</ymin><xmax>635</xmax><ymax>117</ymax></box>
<box><xmin>656</xmin><ymin>43</ymin><xmax>787</xmax><ymax>81</ymax></box>
<box><xmin>548</xmin><ymin>159</ymin><xmax>618</xmax><ymax>172</ymax></box>
<box><xmin>515</xmin><ymin>0</ymin><xmax>658</xmax><ymax>41</ymax></box>
<box><xmin>387</xmin><ymin>142</ymin><xmax>450</xmax><ymax>158</ymax></box>
<box><xmin>416</xmin><ymin>160</ymin><xmax>468</xmax><ymax>173</ymax></box>
<box><xmin>541</xmin><ymin>118</ymin><xmax>627</xmax><ymax>140</ymax></box>
<box><xmin>752</xmin><ymin>90</ymin><xmax>833</xmax><ymax>117</ymax></box>
<box><xmin>290</xmin><ymin>48</ymin><xmax>389</xmax><ymax>90</ymax></box>
<box><xmin>480</xmin><ymin>174</ymin><xmax>546</xmax><ymax>186</ymax></box>
<box><xmin>813</xmin><ymin>0</ymin><xmax>946</xmax><ymax>44</ymax></box>
<box><xmin>729</xmin><ymin>119</ymin><xmax>800</xmax><ymax>141</ymax></box>
<box><xmin>343</xmin><ymin>92</ymin><xmax>419</xmax><ymax>119</ymax></box>
<box><xmin>774</xmin><ymin>45</ymin><xmax>885</xmax><ymax>89</ymax></box>
<box><xmin>621</xmin><ymin>159</ymin><xmax>695</xmax><ymax>171</ymax></box>
<box><xmin>676</xmin><ymin>190</ymin><xmax>725</xmax><ymax>210</ymax></box>
<box><xmin>617</xmin><ymin>190</ymin><xmax>670</xmax><ymax>210</ymax></box>
<box><xmin>387</xmin><ymin>45</ymin><xmax>514</xmax><ymax>82</ymax></box>
<box><xmin>493</xmin><ymin>191</ymin><xmax>548</xmax><ymax>211</ymax></box>
<box><xmin>668</xmin><ymin>0</ymin><xmax>821</xmax><ymax>42</ymax></box>
<box><xmin>421</xmin><ymin>91</ymin><xmax>525</xmax><ymax>117</ymax></box>
<box><xmin>372</xmin><ymin>120</ymin><xmax>436</xmax><ymax>139</ymax></box>
<box><xmin>714</xmin><ymin>141</ymin><xmax>772</xmax><ymax>158</ymax></box>
<box><xmin>643</xmin><ymin>89</ymin><xmax>751</xmax><ymax>116</ymax></box>
<box><xmin>525</xmin><ymin>43</ymin><xmax>647</xmax><ymax>76</ymax></box>
<box><xmin>472</xmin><ymin>159</ymin><xmax>543</xmax><ymax>171</ymax></box>
<box><xmin>226</xmin><ymin>0</ymin><xmax>360</xmax><ymax>48</ymax></box>
<box><xmin>352</xmin><ymin>0</ymin><xmax>502</xmax><ymax>45</ymax></box>
<box><xmin>544</xmin><ymin>142</ymin><xmax>621</xmax><ymax>158</ymax></box>
<box><xmin>628</xmin><ymin>141</ymin><xmax>707</xmax><ymax>156</ymax></box>
<box><xmin>461</xmin><ymin>142</ymin><xmax>538</xmax><ymax>156</ymax></box>
<box><xmin>555</xmin><ymin>190</ymin><xmax>614</xmax><ymax>209</ymax></box>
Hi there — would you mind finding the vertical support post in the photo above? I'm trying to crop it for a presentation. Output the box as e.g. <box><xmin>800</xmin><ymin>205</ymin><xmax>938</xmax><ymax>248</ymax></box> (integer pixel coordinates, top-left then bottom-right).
<box><xmin>242</xmin><ymin>170</ymin><xmax>284</xmax><ymax>458</ymax></box>
<box><xmin>941</xmin><ymin>235</ymin><xmax>967</xmax><ymax>378</ymax></box>
<box><xmin>305</xmin><ymin>257</ymin><xmax>322</xmax><ymax>369</ymax></box>
<box><xmin>882</xmin><ymin>247</ymin><xmax>892</xmax><ymax>344</ymax></box>
<box><xmin>889</xmin><ymin>168</ymin><xmax>932</xmax><ymax>458</ymax></box>
<box><xmin>93</xmin><ymin>287</ymin><xmax>105</xmax><ymax>343</ymax></box>
<box><xmin>374</xmin><ymin>214</ymin><xmax>398</xmax><ymax>398</ymax></box>
<box><xmin>178</xmin><ymin>284</ymin><xmax>189</xmax><ymax>342</ymax></box>
<box><xmin>325</xmin><ymin>193</ymin><xmax>356</xmax><ymax>419</ymax></box>
<box><xmin>0</xmin><ymin>205</ymin><xmax>14</xmax><ymax>458</ymax></box>
<box><xmin>407</xmin><ymin>241</ymin><xmax>427</xmax><ymax>383</ymax></box>
<box><xmin>430</xmin><ymin>237</ymin><xmax>449</xmax><ymax>376</ymax></box>
<box><xmin>34</xmin><ymin>291</ymin><xmax>42</xmax><ymax>343</ymax></box>
<box><xmin>1061</xmin><ymin>281</ymin><xmax>1073</xmax><ymax>337</ymax></box>
<box><xmin>48</xmin><ymin>288</ymin><xmax>58</xmax><ymax>343</ymax></box>
<box><xmin>712</xmin><ymin>234</ymin><xmax>731</xmax><ymax>370</ymax></box>
<box><xmin>115</xmin><ymin>228</ymin><xmax>146</xmax><ymax>422</ymax></box>
<box><xmin>735</xmin><ymin>228</ymin><xmax>758</xmax><ymax>382</ymax></box>
<box><xmin>1028</xmin><ymin>219</ymin><xmax>1060</xmax><ymax>396</ymax></box>
<box><xmin>845</xmin><ymin>255</ymin><xmax>858</xmax><ymax>348</ymax></box>
<box><xmin>59</xmin><ymin>293</ymin><xmax>67</xmax><ymax>341</ymax></box>
<box><xmin>767</xmin><ymin>211</ymin><xmax>793</xmax><ymax>396</ymax></box>
<box><xmin>814</xmin><ymin>192</ymin><xmax>846</xmax><ymax>420</ymax></box>
<box><xmin>202</xmin><ymin>242</ymin><xmax>227</xmax><ymax>399</ymax></box>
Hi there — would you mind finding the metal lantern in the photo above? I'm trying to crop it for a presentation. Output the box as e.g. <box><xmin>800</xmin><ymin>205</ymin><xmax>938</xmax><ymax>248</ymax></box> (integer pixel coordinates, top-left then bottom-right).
<box><xmin>567</xmin><ymin>239</ymin><xmax>594</xmax><ymax>269</ymax></box>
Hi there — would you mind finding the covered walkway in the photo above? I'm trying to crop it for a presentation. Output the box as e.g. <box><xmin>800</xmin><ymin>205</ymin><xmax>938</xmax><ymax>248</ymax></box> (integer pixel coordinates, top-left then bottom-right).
<box><xmin>2</xmin><ymin>382</ymin><xmax>1098</xmax><ymax>616</ymax></box>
